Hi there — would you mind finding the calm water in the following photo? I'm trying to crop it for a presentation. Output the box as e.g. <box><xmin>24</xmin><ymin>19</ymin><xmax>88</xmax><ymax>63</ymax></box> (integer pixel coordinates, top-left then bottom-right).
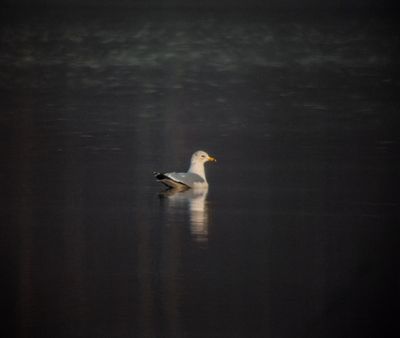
<box><xmin>1</xmin><ymin>9</ymin><xmax>399</xmax><ymax>338</ymax></box>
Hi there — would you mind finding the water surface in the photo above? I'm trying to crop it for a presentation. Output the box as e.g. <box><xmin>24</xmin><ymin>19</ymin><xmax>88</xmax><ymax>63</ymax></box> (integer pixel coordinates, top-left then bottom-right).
<box><xmin>1</xmin><ymin>9</ymin><xmax>399</xmax><ymax>338</ymax></box>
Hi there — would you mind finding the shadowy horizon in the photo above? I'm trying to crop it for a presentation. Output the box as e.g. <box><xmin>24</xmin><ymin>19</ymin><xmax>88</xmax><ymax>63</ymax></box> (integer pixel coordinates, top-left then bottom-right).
<box><xmin>2</xmin><ymin>0</ymin><xmax>400</xmax><ymax>10</ymax></box>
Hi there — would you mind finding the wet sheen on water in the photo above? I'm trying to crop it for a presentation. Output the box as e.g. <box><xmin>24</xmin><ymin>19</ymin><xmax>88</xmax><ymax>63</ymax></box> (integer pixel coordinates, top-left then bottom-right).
<box><xmin>1</xmin><ymin>9</ymin><xmax>399</xmax><ymax>338</ymax></box>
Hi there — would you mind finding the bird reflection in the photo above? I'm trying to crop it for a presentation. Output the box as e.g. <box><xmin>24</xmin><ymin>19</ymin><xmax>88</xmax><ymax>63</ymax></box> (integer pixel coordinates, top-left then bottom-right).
<box><xmin>159</xmin><ymin>188</ymin><xmax>209</xmax><ymax>243</ymax></box>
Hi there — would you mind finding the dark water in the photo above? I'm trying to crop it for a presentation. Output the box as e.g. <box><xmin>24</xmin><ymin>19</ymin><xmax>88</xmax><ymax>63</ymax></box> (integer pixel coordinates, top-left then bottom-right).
<box><xmin>1</xmin><ymin>9</ymin><xmax>399</xmax><ymax>338</ymax></box>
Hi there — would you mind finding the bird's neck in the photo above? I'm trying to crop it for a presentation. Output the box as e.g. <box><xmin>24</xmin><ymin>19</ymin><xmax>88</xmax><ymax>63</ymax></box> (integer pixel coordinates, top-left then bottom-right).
<box><xmin>188</xmin><ymin>162</ymin><xmax>206</xmax><ymax>180</ymax></box>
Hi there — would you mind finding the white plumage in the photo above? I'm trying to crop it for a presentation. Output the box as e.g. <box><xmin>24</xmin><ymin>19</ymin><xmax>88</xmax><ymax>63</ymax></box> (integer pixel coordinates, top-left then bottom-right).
<box><xmin>154</xmin><ymin>150</ymin><xmax>216</xmax><ymax>190</ymax></box>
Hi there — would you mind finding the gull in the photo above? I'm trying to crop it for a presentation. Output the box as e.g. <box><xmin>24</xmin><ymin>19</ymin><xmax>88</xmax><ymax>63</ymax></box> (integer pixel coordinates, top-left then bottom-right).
<box><xmin>154</xmin><ymin>150</ymin><xmax>216</xmax><ymax>190</ymax></box>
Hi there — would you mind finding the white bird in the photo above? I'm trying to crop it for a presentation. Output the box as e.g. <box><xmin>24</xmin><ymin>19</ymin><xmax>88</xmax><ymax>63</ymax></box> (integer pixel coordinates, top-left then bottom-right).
<box><xmin>154</xmin><ymin>150</ymin><xmax>216</xmax><ymax>190</ymax></box>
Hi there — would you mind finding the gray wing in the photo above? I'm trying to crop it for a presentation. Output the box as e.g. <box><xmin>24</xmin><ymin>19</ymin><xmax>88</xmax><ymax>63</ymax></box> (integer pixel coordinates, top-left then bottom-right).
<box><xmin>165</xmin><ymin>172</ymin><xmax>205</xmax><ymax>188</ymax></box>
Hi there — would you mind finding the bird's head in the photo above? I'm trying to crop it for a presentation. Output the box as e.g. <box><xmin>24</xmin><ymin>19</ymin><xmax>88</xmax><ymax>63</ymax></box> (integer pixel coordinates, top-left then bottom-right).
<box><xmin>191</xmin><ymin>150</ymin><xmax>217</xmax><ymax>164</ymax></box>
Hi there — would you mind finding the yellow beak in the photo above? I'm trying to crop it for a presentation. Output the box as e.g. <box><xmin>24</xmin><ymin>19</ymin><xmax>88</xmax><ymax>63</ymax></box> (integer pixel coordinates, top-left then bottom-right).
<box><xmin>208</xmin><ymin>156</ymin><xmax>217</xmax><ymax>162</ymax></box>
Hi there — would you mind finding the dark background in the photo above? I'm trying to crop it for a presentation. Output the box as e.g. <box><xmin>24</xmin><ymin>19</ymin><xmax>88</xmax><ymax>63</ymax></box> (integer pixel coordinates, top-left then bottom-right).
<box><xmin>2</xmin><ymin>0</ymin><xmax>399</xmax><ymax>337</ymax></box>
<box><xmin>2</xmin><ymin>0</ymin><xmax>400</xmax><ymax>9</ymax></box>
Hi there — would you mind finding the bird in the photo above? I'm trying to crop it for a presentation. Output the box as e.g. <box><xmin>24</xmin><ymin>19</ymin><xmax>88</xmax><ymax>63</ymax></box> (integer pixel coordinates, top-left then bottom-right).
<box><xmin>154</xmin><ymin>150</ymin><xmax>216</xmax><ymax>190</ymax></box>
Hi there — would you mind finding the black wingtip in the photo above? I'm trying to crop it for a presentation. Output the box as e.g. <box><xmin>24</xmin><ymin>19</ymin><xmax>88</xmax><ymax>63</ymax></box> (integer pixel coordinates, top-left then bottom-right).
<box><xmin>153</xmin><ymin>172</ymin><xmax>168</xmax><ymax>180</ymax></box>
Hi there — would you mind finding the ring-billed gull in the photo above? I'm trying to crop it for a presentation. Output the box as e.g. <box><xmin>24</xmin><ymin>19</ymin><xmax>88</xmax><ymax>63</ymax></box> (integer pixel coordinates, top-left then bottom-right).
<box><xmin>154</xmin><ymin>150</ymin><xmax>216</xmax><ymax>189</ymax></box>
